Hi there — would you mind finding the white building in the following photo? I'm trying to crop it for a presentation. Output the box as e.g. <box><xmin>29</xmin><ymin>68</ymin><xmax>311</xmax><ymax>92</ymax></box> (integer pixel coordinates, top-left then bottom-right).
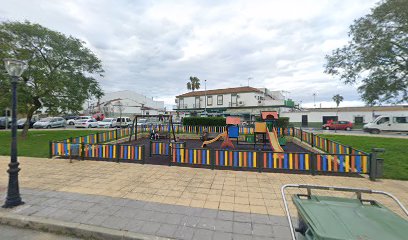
<box><xmin>87</xmin><ymin>90</ymin><xmax>165</xmax><ymax>117</ymax></box>
<box><xmin>281</xmin><ymin>105</ymin><xmax>408</xmax><ymax>126</ymax></box>
<box><xmin>175</xmin><ymin>86</ymin><xmax>295</xmax><ymax>120</ymax></box>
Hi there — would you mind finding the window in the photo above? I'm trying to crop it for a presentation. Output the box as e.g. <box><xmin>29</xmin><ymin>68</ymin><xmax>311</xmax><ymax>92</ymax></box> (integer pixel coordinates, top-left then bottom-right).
<box><xmin>394</xmin><ymin>117</ymin><xmax>408</xmax><ymax>123</ymax></box>
<box><xmin>217</xmin><ymin>95</ymin><xmax>223</xmax><ymax>105</ymax></box>
<box><xmin>207</xmin><ymin>96</ymin><xmax>213</xmax><ymax>106</ymax></box>
<box><xmin>354</xmin><ymin>116</ymin><xmax>364</xmax><ymax>124</ymax></box>
<box><xmin>377</xmin><ymin>117</ymin><xmax>389</xmax><ymax>125</ymax></box>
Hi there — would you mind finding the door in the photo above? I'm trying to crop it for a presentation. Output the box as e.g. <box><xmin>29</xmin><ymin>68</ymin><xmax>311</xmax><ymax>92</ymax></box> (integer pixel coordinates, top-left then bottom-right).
<box><xmin>231</xmin><ymin>94</ymin><xmax>238</xmax><ymax>107</ymax></box>
<box><xmin>195</xmin><ymin>97</ymin><xmax>200</xmax><ymax>108</ymax></box>
<box><xmin>301</xmin><ymin>115</ymin><xmax>308</xmax><ymax>127</ymax></box>
<box><xmin>375</xmin><ymin>116</ymin><xmax>391</xmax><ymax>131</ymax></box>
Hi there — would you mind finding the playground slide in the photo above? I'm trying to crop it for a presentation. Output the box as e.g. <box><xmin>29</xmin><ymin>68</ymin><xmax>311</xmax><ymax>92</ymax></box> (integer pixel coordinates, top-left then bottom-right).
<box><xmin>267</xmin><ymin>128</ymin><xmax>284</xmax><ymax>152</ymax></box>
<box><xmin>201</xmin><ymin>132</ymin><xmax>227</xmax><ymax>147</ymax></box>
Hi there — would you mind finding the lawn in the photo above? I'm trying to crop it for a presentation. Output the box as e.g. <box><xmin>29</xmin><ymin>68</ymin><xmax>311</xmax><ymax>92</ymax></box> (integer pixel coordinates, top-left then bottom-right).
<box><xmin>321</xmin><ymin>134</ymin><xmax>408</xmax><ymax>180</ymax></box>
<box><xmin>0</xmin><ymin>130</ymin><xmax>102</xmax><ymax>158</ymax></box>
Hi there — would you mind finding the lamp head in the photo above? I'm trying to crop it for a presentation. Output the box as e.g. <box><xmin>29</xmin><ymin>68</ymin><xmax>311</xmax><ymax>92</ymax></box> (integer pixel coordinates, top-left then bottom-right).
<box><xmin>3</xmin><ymin>59</ymin><xmax>27</xmax><ymax>77</ymax></box>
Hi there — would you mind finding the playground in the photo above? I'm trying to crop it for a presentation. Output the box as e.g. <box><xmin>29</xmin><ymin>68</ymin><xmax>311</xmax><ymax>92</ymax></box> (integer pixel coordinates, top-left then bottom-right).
<box><xmin>51</xmin><ymin>111</ymin><xmax>379</xmax><ymax>178</ymax></box>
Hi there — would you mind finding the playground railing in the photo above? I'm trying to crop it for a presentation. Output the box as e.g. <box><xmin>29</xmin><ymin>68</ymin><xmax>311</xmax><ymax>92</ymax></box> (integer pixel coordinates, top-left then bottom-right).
<box><xmin>170</xmin><ymin>147</ymin><xmax>372</xmax><ymax>176</ymax></box>
<box><xmin>149</xmin><ymin>140</ymin><xmax>186</xmax><ymax>156</ymax></box>
<box><xmin>50</xmin><ymin>141</ymin><xmax>145</xmax><ymax>163</ymax></box>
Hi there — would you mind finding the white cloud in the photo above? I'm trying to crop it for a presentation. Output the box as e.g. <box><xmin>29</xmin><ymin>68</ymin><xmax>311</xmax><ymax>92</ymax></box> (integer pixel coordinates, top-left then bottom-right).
<box><xmin>1</xmin><ymin>0</ymin><xmax>379</xmax><ymax>107</ymax></box>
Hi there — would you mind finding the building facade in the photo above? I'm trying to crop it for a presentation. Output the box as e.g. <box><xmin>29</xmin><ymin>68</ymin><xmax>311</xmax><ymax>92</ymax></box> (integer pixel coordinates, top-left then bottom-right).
<box><xmin>87</xmin><ymin>90</ymin><xmax>165</xmax><ymax>117</ymax></box>
<box><xmin>175</xmin><ymin>86</ymin><xmax>295</xmax><ymax>120</ymax></box>
<box><xmin>281</xmin><ymin>105</ymin><xmax>408</xmax><ymax>127</ymax></box>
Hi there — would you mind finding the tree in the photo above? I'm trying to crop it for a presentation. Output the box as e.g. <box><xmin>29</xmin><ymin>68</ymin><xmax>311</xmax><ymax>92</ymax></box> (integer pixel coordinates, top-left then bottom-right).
<box><xmin>332</xmin><ymin>94</ymin><xmax>344</xmax><ymax>108</ymax></box>
<box><xmin>324</xmin><ymin>0</ymin><xmax>408</xmax><ymax>105</ymax></box>
<box><xmin>186</xmin><ymin>76</ymin><xmax>200</xmax><ymax>91</ymax></box>
<box><xmin>0</xmin><ymin>21</ymin><xmax>104</xmax><ymax>137</ymax></box>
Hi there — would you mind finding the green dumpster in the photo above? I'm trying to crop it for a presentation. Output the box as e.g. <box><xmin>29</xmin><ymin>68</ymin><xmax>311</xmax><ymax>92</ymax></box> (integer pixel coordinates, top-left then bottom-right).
<box><xmin>245</xmin><ymin>135</ymin><xmax>254</xmax><ymax>143</ymax></box>
<box><xmin>282</xmin><ymin>184</ymin><xmax>408</xmax><ymax>240</ymax></box>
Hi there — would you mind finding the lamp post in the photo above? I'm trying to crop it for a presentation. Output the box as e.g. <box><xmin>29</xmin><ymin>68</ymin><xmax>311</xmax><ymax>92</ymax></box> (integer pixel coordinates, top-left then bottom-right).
<box><xmin>3</xmin><ymin>58</ymin><xmax>27</xmax><ymax>208</ymax></box>
<box><xmin>204</xmin><ymin>80</ymin><xmax>207</xmax><ymax>114</ymax></box>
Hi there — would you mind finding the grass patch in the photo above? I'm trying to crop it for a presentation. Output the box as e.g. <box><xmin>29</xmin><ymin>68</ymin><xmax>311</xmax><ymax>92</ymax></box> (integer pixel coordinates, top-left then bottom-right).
<box><xmin>0</xmin><ymin>130</ymin><xmax>102</xmax><ymax>158</ymax></box>
<box><xmin>321</xmin><ymin>134</ymin><xmax>408</xmax><ymax>180</ymax></box>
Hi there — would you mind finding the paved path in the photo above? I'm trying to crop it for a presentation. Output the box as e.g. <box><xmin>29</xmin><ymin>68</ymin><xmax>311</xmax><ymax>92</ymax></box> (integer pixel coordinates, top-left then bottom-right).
<box><xmin>1</xmin><ymin>156</ymin><xmax>407</xmax><ymax>239</ymax></box>
<box><xmin>3</xmin><ymin>188</ymin><xmax>291</xmax><ymax>239</ymax></box>
<box><xmin>0</xmin><ymin>224</ymin><xmax>82</xmax><ymax>240</ymax></box>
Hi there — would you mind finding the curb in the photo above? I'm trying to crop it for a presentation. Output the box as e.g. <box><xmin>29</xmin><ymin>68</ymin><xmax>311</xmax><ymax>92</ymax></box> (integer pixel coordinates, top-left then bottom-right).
<box><xmin>0</xmin><ymin>210</ymin><xmax>171</xmax><ymax>240</ymax></box>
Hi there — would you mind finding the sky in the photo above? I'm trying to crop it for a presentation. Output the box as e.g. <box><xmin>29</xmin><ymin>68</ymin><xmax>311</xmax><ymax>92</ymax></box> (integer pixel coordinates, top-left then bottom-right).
<box><xmin>1</xmin><ymin>0</ymin><xmax>380</xmax><ymax>108</ymax></box>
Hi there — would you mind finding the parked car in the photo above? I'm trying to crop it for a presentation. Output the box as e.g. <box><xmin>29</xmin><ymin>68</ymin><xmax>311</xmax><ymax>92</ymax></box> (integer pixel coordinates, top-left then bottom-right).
<box><xmin>363</xmin><ymin>115</ymin><xmax>408</xmax><ymax>134</ymax></box>
<box><xmin>75</xmin><ymin>119</ymin><xmax>98</xmax><ymax>128</ymax></box>
<box><xmin>33</xmin><ymin>117</ymin><xmax>66</xmax><ymax>129</ymax></box>
<box><xmin>17</xmin><ymin>118</ymin><xmax>36</xmax><ymax>129</ymax></box>
<box><xmin>98</xmin><ymin>118</ymin><xmax>116</xmax><ymax>128</ymax></box>
<box><xmin>136</xmin><ymin>119</ymin><xmax>148</xmax><ymax>126</ymax></box>
<box><xmin>116</xmin><ymin>117</ymin><xmax>132</xmax><ymax>128</ymax></box>
<box><xmin>0</xmin><ymin>117</ymin><xmax>11</xmax><ymax>129</ymax></box>
<box><xmin>65</xmin><ymin>116</ymin><xmax>79</xmax><ymax>125</ymax></box>
<box><xmin>322</xmin><ymin>121</ymin><xmax>353</xmax><ymax>130</ymax></box>
<box><xmin>73</xmin><ymin>116</ymin><xmax>93</xmax><ymax>125</ymax></box>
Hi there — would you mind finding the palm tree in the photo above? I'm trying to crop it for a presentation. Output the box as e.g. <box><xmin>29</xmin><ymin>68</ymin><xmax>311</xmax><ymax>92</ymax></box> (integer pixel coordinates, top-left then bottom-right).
<box><xmin>332</xmin><ymin>94</ymin><xmax>344</xmax><ymax>132</ymax></box>
<box><xmin>332</xmin><ymin>94</ymin><xmax>344</xmax><ymax>107</ymax></box>
<box><xmin>186</xmin><ymin>76</ymin><xmax>201</xmax><ymax>91</ymax></box>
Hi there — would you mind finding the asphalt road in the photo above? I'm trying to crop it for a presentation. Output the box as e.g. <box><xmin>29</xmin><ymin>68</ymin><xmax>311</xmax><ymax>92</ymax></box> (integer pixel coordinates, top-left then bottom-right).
<box><xmin>0</xmin><ymin>224</ymin><xmax>82</xmax><ymax>240</ymax></box>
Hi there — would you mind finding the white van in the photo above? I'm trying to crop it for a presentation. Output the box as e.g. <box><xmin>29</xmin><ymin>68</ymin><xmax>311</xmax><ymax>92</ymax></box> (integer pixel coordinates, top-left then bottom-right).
<box><xmin>363</xmin><ymin>115</ymin><xmax>408</xmax><ymax>134</ymax></box>
<box><xmin>116</xmin><ymin>117</ymin><xmax>132</xmax><ymax>128</ymax></box>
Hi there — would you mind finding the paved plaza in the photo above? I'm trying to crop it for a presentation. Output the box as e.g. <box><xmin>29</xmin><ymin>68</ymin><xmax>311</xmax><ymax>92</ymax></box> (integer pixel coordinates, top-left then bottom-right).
<box><xmin>1</xmin><ymin>156</ymin><xmax>408</xmax><ymax>239</ymax></box>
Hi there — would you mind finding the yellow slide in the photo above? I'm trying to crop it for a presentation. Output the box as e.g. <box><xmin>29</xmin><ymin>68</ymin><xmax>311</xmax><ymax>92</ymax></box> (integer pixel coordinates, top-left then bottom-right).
<box><xmin>201</xmin><ymin>132</ymin><xmax>227</xmax><ymax>147</ymax></box>
<box><xmin>267</xmin><ymin>128</ymin><xmax>284</xmax><ymax>152</ymax></box>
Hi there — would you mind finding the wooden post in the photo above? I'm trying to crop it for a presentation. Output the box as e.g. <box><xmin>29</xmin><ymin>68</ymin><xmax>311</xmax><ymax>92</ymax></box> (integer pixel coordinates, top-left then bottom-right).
<box><xmin>49</xmin><ymin>141</ymin><xmax>52</xmax><ymax>158</ymax></box>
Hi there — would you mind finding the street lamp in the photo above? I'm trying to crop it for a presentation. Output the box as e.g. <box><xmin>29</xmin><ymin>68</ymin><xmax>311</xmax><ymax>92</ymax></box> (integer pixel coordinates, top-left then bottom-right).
<box><xmin>3</xmin><ymin>59</ymin><xmax>27</xmax><ymax>208</ymax></box>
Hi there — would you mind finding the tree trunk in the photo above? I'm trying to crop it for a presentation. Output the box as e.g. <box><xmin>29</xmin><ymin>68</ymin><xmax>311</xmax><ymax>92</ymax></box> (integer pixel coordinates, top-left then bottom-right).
<box><xmin>21</xmin><ymin>98</ymin><xmax>41</xmax><ymax>138</ymax></box>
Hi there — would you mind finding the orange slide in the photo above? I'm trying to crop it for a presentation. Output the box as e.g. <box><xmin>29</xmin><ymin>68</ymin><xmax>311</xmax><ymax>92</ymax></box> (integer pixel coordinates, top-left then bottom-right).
<box><xmin>267</xmin><ymin>128</ymin><xmax>284</xmax><ymax>152</ymax></box>
<box><xmin>201</xmin><ymin>132</ymin><xmax>227</xmax><ymax>147</ymax></box>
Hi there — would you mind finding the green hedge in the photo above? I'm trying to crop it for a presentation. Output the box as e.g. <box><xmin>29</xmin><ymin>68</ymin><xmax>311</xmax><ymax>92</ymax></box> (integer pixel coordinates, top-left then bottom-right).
<box><xmin>276</xmin><ymin>117</ymin><xmax>290</xmax><ymax>128</ymax></box>
<box><xmin>183</xmin><ymin>117</ymin><xmax>226</xmax><ymax>126</ymax></box>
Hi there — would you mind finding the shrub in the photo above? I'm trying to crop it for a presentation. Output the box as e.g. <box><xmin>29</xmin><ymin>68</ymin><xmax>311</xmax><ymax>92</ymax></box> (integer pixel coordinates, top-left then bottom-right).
<box><xmin>276</xmin><ymin>117</ymin><xmax>290</xmax><ymax>129</ymax></box>
<box><xmin>183</xmin><ymin>117</ymin><xmax>226</xmax><ymax>126</ymax></box>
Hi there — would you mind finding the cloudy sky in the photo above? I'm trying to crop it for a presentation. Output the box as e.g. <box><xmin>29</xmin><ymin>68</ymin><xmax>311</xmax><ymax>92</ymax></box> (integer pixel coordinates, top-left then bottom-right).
<box><xmin>1</xmin><ymin>0</ymin><xmax>379</xmax><ymax>108</ymax></box>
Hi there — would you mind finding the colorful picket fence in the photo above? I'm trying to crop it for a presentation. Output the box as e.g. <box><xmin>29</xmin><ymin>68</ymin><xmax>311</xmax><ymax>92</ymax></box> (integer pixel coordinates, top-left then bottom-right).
<box><xmin>214</xmin><ymin>150</ymin><xmax>258</xmax><ymax>168</ymax></box>
<box><xmin>51</xmin><ymin>142</ymin><xmax>144</xmax><ymax>162</ymax></box>
<box><xmin>150</xmin><ymin>141</ymin><xmax>186</xmax><ymax>156</ymax></box>
<box><xmin>172</xmin><ymin>148</ymin><xmax>211</xmax><ymax>165</ymax></box>
<box><xmin>261</xmin><ymin>152</ymin><xmax>310</xmax><ymax>171</ymax></box>
<box><xmin>315</xmin><ymin>154</ymin><xmax>369</xmax><ymax>174</ymax></box>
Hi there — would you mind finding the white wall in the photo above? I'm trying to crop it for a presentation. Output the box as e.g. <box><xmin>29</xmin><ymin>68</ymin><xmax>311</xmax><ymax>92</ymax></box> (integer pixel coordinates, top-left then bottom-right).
<box><xmin>281</xmin><ymin>110</ymin><xmax>407</xmax><ymax>123</ymax></box>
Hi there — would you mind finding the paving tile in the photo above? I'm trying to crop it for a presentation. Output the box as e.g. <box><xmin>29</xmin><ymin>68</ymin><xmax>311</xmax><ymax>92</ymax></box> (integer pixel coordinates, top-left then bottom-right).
<box><xmin>197</xmin><ymin>217</ymin><xmax>217</xmax><ymax>230</ymax></box>
<box><xmin>100</xmin><ymin>216</ymin><xmax>130</xmax><ymax>230</ymax></box>
<box><xmin>124</xmin><ymin>219</ymin><xmax>144</xmax><ymax>232</ymax></box>
<box><xmin>87</xmin><ymin>214</ymin><xmax>111</xmax><ymax>226</ymax></box>
<box><xmin>200</xmin><ymin>208</ymin><xmax>218</xmax><ymax>218</ymax></box>
<box><xmin>232</xmin><ymin>222</ymin><xmax>252</xmax><ymax>235</ymax></box>
<box><xmin>174</xmin><ymin>225</ymin><xmax>195</xmax><ymax>240</ymax></box>
<box><xmin>234</xmin><ymin>212</ymin><xmax>252</xmax><ymax>223</ymax></box>
<box><xmin>272</xmin><ymin>225</ymin><xmax>291</xmax><ymax>239</ymax></box>
<box><xmin>213</xmin><ymin>231</ymin><xmax>233</xmax><ymax>240</ymax></box>
<box><xmin>217</xmin><ymin>210</ymin><xmax>234</xmax><ymax>221</ymax></box>
<box><xmin>156</xmin><ymin>223</ymin><xmax>178</xmax><ymax>238</ymax></box>
<box><xmin>193</xmin><ymin>228</ymin><xmax>214</xmax><ymax>240</ymax></box>
<box><xmin>139</xmin><ymin>221</ymin><xmax>161</xmax><ymax>235</ymax></box>
<box><xmin>232</xmin><ymin>233</ymin><xmax>253</xmax><ymax>240</ymax></box>
<box><xmin>252</xmin><ymin>223</ymin><xmax>274</xmax><ymax>237</ymax></box>
<box><xmin>214</xmin><ymin>219</ymin><xmax>233</xmax><ymax>233</ymax></box>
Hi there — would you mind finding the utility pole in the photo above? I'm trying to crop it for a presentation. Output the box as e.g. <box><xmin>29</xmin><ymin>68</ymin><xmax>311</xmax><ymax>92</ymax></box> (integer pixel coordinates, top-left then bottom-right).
<box><xmin>313</xmin><ymin>93</ymin><xmax>316</xmax><ymax>108</ymax></box>
<box><xmin>247</xmin><ymin>77</ymin><xmax>252</xmax><ymax>87</ymax></box>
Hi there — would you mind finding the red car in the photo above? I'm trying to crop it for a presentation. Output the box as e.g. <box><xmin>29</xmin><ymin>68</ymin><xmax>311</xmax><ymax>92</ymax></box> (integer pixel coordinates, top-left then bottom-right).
<box><xmin>322</xmin><ymin>121</ymin><xmax>353</xmax><ymax>130</ymax></box>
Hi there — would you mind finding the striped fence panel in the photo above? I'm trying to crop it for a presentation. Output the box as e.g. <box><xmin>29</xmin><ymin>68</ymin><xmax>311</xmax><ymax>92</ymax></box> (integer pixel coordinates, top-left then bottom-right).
<box><xmin>97</xmin><ymin>130</ymin><xmax>117</xmax><ymax>143</ymax></box>
<box><xmin>315</xmin><ymin>154</ymin><xmax>369</xmax><ymax>174</ymax></box>
<box><xmin>51</xmin><ymin>142</ymin><xmax>81</xmax><ymax>157</ymax></box>
<box><xmin>261</xmin><ymin>152</ymin><xmax>311</xmax><ymax>171</ymax></box>
<box><xmin>118</xmin><ymin>145</ymin><xmax>144</xmax><ymax>161</ymax></box>
<box><xmin>214</xmin><ymin>150</ymin><xmax>258</xmax><ymax>168</ymax></box>
<box><xmin>150</xmin><ymin>141</ymin><xmax>186</xmax><ymax>156</ymax></box>
<box><xmin>172</xmin><ymin>148</ymin><xmax>211</xmax><ymax>165</ymax></box>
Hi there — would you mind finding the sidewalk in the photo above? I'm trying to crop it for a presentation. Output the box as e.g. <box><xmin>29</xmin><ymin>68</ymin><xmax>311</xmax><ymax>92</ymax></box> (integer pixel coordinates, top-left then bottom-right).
<box><xmin>2</xmin><ymin>188</ymin><xmax>290</xmax><ymax>239</ymax></box>
<box><xmin>1</xmin><ymin>156</ymin><xmax>407</xmax><ymax>239</ymax></box>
